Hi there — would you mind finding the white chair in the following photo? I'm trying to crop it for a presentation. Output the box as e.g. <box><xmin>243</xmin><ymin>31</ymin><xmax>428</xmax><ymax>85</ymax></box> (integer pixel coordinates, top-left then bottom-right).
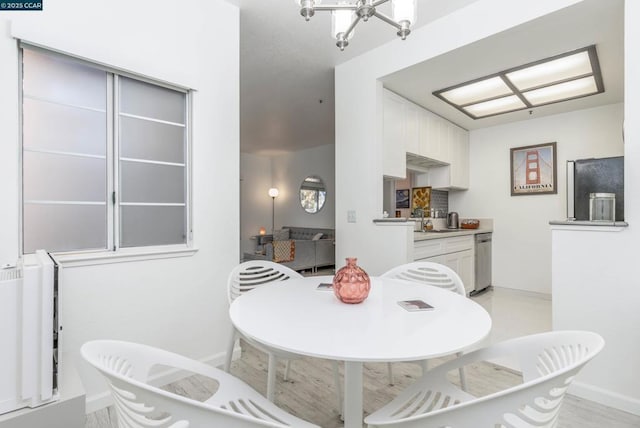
<box><xmin>364</xmin><ymin>330</ymin><xmax>604</xmax><ymax>428</ymax></box>
<box><xmin>381</xmin><ymin>262</ymin><xmax>467</xmax><ymax>388</ymax></box>
<box><xmin>225</xmin><ymin>261</ymin><xmax>342</xmax><ymax>412</ymax></box>
<box><xmin>81</xmin><ymin>340</ymin><xmax>319</xmax><ymax>428</ymax></box>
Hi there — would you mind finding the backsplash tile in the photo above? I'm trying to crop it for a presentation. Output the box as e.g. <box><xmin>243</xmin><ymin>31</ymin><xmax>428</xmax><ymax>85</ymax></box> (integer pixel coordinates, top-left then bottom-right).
<box><xmin>431</xmin><ymin>190</ymin><xmax>448</xmax><ymax>216</ymax></box>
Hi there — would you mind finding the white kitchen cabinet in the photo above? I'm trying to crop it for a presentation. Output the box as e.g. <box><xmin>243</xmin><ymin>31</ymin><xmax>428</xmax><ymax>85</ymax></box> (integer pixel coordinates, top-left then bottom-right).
<box><xmin>418</xmin><ymin>110</ymin><xmax>449</xmax><ymax>163</ymax></box>
<box><xmin>413</xmin><ymin>235</ymin><xmax>475</xmax><ymax>295</ymax></box>
<box><xmin>404</xmin><ymin>101</ymin><xmax>420</xmax><ymax>155</ymax></box>
<box><xmin>442</xmin><ymin>249</ymin><xmax>474</xmax><ymax>295</ymax></box>
<box><xmin>382</xmin><ymin>89</ymin><xmax>407</xmax><ymax>178</ymax></box>
<box><xmin>429</xmin><ymin>124</ymin><xmax>469</xmax><ymax>190</ymax></box>
<box><xmin>382</xmin><ymin>88</ymin><xmax>469</xmax><ymax>185</ymax></box>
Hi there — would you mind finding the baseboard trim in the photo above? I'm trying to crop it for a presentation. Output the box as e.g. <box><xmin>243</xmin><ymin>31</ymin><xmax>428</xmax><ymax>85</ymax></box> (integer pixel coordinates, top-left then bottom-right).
<box><xmin>85</xmin><ymin>347</ymin><xmax>240</xmax><ymax>414</ymax></box>
<box><xmin>570</xmin><ymin>381</ymin><xmax>640</xmax><ymax>416</ymax></box>
<box><xmin>491</xmin><ymin>285</ymin><xmax>552</xmax><ymax>300</ymax></box>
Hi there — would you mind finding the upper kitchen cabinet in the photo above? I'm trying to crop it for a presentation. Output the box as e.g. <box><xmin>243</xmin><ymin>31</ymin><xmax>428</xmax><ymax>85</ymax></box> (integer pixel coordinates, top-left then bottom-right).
<box><xmin>382</xmin><ymin>88</ymin><xmax>469</xmax><ymax>189</ymax></box>
<box><xmin>382</xmin><ymin>89</ymin><xmax>407</xmax><ymax>178</ymax></box>
<box><xmin>419</xmin><ymin>109</ymin><xmax>450</xmax><ymax>164</ymax></box>
<box><xmin>430</xmin><ymin>124</ymin><xmax>470</xmax><ymax>190</ymax></box>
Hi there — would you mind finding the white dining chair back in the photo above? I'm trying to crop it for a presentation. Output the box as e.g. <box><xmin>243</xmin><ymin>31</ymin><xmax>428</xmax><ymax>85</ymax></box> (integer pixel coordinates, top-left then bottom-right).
<box><xmin>381</xmin><ymin>261</ymin><xmax>465</xmax><ymax>296</ymax></box>
<box><xmin>81</xmin><ymin>340</ymin><xmax>319</xmax><ymax>428</ymax></box>
<box><xmin>225</xmin><ymin>261</ymin><xmax>342</xmax><ymax>410</ymax></box>
<box><xmin>364</xmin><ymin>330</ymin><xmax>604</xmax><ymax>428</ymax></box>
<box><xmin>227</xmin><ymin>260</ymin><xmax>302</xmax><ymax>304</ymax></box>
<box><xmin>381</xmin><ymin>261</ymin><xmax>468</xmax><ymax>388</ymax></box>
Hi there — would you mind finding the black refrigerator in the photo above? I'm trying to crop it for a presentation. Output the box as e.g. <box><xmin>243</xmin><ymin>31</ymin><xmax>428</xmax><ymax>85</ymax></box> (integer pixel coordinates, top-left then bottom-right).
<box><xmin>567</xmin><ymin>156</ymin><xmax>624</xmax><ymax>221</ymax></box>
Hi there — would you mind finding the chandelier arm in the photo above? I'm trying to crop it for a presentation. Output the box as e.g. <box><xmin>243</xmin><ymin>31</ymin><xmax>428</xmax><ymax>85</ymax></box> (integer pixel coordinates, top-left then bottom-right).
<box><xmin>342</xmin><ymin>14</ymin><xmax>362</xmax><ymax>40</ymax></box>
<box><xmin>314</xmin><ymin>4</ymin><xmax>358</xmax><ymax>11</ymax></box>
<box><xmin>371</xmin><ymin>0</ymin><xmax>391</xmax><ymax>8</ymax></box>
<box><xmin>373</xmin><ymin>10</ymin><xmax>402</xmax><ymax>30</ymax></box>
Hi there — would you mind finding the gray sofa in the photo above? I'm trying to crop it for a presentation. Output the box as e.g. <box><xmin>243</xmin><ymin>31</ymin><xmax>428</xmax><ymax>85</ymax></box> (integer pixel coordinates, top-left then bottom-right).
<box><xmin>265</xmin><ymin>226</ymin><xmax>335</xmax><ymax>272</ymax></box>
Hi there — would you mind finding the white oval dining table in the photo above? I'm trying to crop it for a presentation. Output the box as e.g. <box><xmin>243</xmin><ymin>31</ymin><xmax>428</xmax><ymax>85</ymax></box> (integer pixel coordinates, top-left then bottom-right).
<box><xmin>229</xmin><ymin>275</ymin><xmax>492</xmax><ymax>428</ymax></box>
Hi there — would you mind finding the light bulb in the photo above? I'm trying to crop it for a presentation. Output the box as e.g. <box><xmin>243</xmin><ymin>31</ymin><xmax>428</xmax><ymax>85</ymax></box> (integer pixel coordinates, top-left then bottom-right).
<box><xmin>331</xmin><ymin>7</ymin><xmax>355</xmax><ymax>40</ymax></box>
<box><xmin>392</xmin><ymin>0</ymin><xmax>416</xmax><ymax>25</ymax></box>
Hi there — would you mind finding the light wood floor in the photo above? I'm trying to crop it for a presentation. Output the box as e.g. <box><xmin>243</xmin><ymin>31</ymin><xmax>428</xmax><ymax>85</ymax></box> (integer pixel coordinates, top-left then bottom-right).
<box><xmin>86</xmin><ymin>340</ymin><xmax>640</xmax><ymax>428</ymax></box>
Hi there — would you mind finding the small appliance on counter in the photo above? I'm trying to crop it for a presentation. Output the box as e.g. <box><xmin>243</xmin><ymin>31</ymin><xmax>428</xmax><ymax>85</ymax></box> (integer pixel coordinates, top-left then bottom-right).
<box><xmin>567</xmin><ymin>156</ymin><xmax>624</xmax><ymax>221</ymax></box>
<box><xmin>447</xmin><ymin>212</ymin><xmax>459</xmax><ymax>229</ymax></box>
<box><xmin>589</xmin><ymin>193</ymin><xmax>616</xmax><ymax>221</ymax></box>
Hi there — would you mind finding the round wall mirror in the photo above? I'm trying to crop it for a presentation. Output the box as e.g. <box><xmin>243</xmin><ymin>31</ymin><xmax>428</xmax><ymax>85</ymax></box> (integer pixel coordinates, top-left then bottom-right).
<box><xmin>299</xmin><ymin>176</ymin><xmax>326</xmax><ymax>214</ymax></box>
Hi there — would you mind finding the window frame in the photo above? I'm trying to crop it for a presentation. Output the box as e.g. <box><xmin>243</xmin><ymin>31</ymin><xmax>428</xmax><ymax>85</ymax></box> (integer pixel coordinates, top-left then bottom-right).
<box><xmin>19</xmin><ymin>43</ymin><xmax>195</xmax><ymax>261</ymax></box>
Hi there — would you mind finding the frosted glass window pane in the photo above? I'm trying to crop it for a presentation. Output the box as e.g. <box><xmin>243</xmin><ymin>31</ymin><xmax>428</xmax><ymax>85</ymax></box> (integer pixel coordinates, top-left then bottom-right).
<box><xmin>440</xmin><ymin>77</ymin><xmax>512</xmax><ymax>106</ymax></box>
<box><xmin>120</xmin><ymin>77</ymin><xmax>185</xmax><ymax>124</ymax></box>
<box><xmin>120</xmin><ymin>162</ymin><xmax>184</xmax><ymax>204</ymax></box>
<box><xmin>120</xmin><ymin>206</ymin><xmax>185</xmax><ymax>247</ymax></box>
<box><xmin>522</xmin><ymin>76</ymin><xmax>598</xmax><ymax>106</ymax></box>
<box><xmin>463</xmin><ymin>95</ymin><xmax>526</xmax><ymax>118</ymax></box>
<box><xmin>120</xmin><ymin>116</ymin><xmax>185</xmax><ymax>163</ymax></box>
<box><xmin>24</xmin><ymin>152</ymin><xmax>106</xmax><ymax>202</ymax></box>
<box><xmin>23</xmin><ymin>98</ymin><xmax>106</xmax><ymax>156</ymax></box>
<box><xmin>22</xmin><ymin>49</ymin><xmax>106</xmax><ymax>110</ymax></box>
<box><xmin>23</xmin><ymin>204</ymin><xmax>106</xmax><ymax>253</ymax></box>
<box><xmin>506</xmin><ymin>51</ymin><xmax>592</xmax><ymax>91</ymax></box>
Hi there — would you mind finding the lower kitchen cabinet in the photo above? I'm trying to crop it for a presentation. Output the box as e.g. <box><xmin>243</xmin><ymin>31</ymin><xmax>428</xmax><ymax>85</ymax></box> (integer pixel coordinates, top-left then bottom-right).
<box><xmin>413</xmin><ymin>235</ymin><xmax>475</xmax><ymax>295</ymax></box>
<box><xmin>442</xmin><ymin>249</ymin><xmax>474</xmax><ymax>295</ymax></box>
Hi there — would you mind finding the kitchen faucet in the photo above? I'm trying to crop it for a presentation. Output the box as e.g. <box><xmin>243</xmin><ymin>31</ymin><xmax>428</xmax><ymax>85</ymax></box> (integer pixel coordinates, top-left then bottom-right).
<box><xmin>413</xmin><ymin>208</ymin><xmax>425</xmax><ymax>231</ymax></box>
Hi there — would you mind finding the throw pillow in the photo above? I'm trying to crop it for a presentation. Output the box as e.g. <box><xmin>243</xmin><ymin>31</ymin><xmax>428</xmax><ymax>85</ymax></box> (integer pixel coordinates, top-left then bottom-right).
<box><xmin>311</xmin><ymin>232</ymin><xmax>324</xmax><ymax>241</ymax></box>
<box><xmin>273</xmin><ymin>240</ymin><xmax>295</xmax><ymax>263</ymax></box>
<box><xmin>273</xmin><ymin>228</ymin><xmax>290</xmax><ymax>241</ymax></box>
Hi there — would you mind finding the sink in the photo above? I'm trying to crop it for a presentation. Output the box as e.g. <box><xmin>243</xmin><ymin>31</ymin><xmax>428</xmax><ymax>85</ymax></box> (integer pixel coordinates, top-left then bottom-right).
<box><xmin>416</xmin><ymin>229</ymin><xmax>460</xmax><ymax>233</ymax></box>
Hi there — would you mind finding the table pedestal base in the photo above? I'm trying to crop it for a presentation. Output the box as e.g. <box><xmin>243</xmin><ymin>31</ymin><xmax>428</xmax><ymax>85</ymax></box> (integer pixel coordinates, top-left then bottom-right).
<box><xmin>344</xmin><ymin>361</ymin><xmax>364</xmax><ymax>428</ymax></box>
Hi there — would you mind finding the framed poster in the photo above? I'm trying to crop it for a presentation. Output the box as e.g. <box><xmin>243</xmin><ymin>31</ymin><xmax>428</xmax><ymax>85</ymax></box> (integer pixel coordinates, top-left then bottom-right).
<box><xmin>411</xmin><ymin>186</ymin><xmax>431</xmax><ymax>211</ymax></box>
<box><xmin>510</xmin><ymin>142</ymin><xmax>557</xmax><ymax>196</ymax></box>
<box><xmin>395</xmin><ymin>189</ymin><xmax>410</xmax><ymax>209</ymax></box>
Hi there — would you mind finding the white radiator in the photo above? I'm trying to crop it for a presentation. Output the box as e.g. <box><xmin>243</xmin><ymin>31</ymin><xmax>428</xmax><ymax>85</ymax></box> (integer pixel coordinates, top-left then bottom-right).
<box><xmin>0</xmin><ymin>250</ymin><xmax>58</xmax><ymax>415</ymax></box>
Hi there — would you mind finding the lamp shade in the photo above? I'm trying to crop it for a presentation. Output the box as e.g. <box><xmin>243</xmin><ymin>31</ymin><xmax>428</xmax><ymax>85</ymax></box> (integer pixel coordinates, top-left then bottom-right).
<box><xmin>332</xmin><ymin>8</ymin><xmax>355</xmax><ymax>39</ymax></box>
<box><xmin>268</xmin><ymin>188</ymin><xmax>279</xmax><ymax>198</ymax></box>
<box><xmin>259</xmin><ymin>227</ymin><xmax>267</xmax><ymax>235</ymax></box>
<box><xmin>392</xmin><ymin>0</ymin><xmax>416</xmax><ymax>25</ymax></box>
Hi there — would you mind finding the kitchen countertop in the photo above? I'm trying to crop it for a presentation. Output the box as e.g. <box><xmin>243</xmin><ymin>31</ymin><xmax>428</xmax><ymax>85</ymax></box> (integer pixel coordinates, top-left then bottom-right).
<box><xmin>413</xmin><ymin>227</ymin><xmax>493</xmax><ymax>241</ymax></box>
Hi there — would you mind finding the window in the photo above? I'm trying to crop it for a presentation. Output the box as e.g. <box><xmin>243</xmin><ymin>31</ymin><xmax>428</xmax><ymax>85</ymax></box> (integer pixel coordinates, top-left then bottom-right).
<box><xmin>21</xmin><ymin>46</ymin><xmax>190</xmax><ymax>254</ymax></box>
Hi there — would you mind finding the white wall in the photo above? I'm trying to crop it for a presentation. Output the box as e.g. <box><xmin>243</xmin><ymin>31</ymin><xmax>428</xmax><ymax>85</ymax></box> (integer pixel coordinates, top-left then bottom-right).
<box><xmin>272</xmin><ymin>144</ymin><xmax>335</xmax><ymax>229</ymax></box>
<box><xmin>550</xmin><ymin>0</ymin><xmax>640</xmax><ymax>415</ymax></box>
<box><xmin>450</xmin><ymin>103</ymin><xmax>624</xmax><ymax>294</ymax></box>
<box><xmin>334</xmin><ymin>0</ymin><xmax>581</xmax><ymax>276</ymax></box>
<box><xmin>0</xmin><ymin>0</ymin><xmax>239</xmax><ymax>411</ymax></box>
<box><xmin>240</xmin><ymin>153</ymin><xmax>272</xmax><ymax>255</ymax></box>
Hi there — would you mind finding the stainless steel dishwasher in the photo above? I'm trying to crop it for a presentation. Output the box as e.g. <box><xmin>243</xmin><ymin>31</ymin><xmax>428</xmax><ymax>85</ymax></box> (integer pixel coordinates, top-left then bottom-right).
<box><xmin>472</xmin><ymin>233</ymin><xmax>492</xmax><ymax>295</ymax></box>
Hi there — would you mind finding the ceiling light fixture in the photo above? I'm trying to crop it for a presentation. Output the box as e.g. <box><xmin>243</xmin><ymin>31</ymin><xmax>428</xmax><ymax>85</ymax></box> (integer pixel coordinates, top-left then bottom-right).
<box><xmin>433</xmin><ymin>45</ymin><xmax>604</xmax><ymax>119</ymax></box>
<box><xmin>296</xmin><ymin>0</ymin><xmax>417</xmax><ymax>51</ymax></box>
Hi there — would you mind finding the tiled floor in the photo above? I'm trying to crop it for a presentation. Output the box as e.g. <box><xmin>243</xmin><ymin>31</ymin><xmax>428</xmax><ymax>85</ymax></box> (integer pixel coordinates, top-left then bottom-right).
<box><xmin>471</xmin><ymin>286</ymin><xmax>552</xmax><ymax>369</ymax></box>
<box><xmin>472</xmin><ymin>286</ymin><xmax>552</xmax><ymax>341</ymax></box>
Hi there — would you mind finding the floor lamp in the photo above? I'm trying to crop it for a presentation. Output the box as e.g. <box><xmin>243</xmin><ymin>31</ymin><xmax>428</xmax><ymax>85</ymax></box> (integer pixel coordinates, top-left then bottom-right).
<box><xmin>268</xmin><ymin>187</ymin><xmax>279</xmax><ymax>233</ymax></box>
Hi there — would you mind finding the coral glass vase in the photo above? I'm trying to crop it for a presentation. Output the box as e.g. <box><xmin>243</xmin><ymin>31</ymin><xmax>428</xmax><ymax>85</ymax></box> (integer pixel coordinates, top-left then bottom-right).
<box><xmin>333</xmin><ymin>257</ymin><xmax>371</xmax><ymax>304</ymax></box>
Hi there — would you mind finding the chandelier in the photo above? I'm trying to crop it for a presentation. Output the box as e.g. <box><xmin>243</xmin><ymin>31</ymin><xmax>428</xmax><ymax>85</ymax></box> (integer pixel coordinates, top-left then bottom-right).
<box><xmin>296</xmin><ymin>0</ymin><xmax>417</xmax><ymax>51</ymax></box>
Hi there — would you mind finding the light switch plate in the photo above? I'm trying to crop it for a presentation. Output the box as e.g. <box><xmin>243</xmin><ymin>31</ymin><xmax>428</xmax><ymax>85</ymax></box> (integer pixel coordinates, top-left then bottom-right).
<box><xmin>347</xmin><ymin>210</ymin><xmax>356</xmax><ymax>223</ymax></box>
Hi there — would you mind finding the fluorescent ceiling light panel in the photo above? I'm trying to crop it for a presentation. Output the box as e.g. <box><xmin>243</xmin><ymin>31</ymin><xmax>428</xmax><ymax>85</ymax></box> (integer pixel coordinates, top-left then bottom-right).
<box><xmin>432</xmin><ymin>45</ymin><xmax>604</xmax><ymax>120</ymax></box>
<box><xmin>523</xmin><ymin>76</ymin><xmax>598</xmax><ymax>106</ymax></box>
<box><xmin>506</xmin><ymin>51</ymin><xmax>593</xmax><ymax>91</ymax></box>
<box><xmin>463</xmin><ymin>95</ymin><xmax>526</xmax><ymax>118</ymax></box>
<box><xmin>440</xmin><ymin>77</ymin><xmax>512</xmax><ymax>106</ymax></box>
